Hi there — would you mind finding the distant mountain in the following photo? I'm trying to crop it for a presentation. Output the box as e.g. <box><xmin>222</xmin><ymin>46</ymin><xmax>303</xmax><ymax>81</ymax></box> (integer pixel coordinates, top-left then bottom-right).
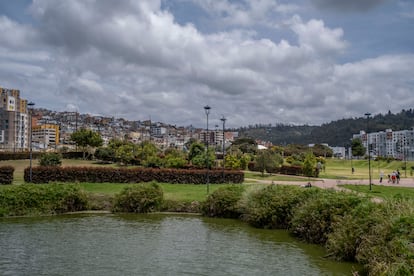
<box><xmin>237</xmin><ymin>109</ymin><xmax>414</xmax><ymax>146</ymax></box>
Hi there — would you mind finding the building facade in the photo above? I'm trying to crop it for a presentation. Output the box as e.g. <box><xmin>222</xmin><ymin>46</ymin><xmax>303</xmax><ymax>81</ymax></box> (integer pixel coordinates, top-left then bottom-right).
<box><xmin>0</xmin><ymin>87</ymin><xmax>30</xmax><ymax>151</ymax></box>
<box><xmin>353</xmin><ymin>128</ymin><xmax>414</xmax><ymax>161</ymax></box>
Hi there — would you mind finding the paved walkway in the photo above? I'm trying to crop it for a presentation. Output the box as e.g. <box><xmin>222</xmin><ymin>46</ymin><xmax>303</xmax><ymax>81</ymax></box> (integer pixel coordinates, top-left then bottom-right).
<box><xmin>245</xmin><ymin>176</ymin><xmax>414</xmax><ymax>190</ymax></box>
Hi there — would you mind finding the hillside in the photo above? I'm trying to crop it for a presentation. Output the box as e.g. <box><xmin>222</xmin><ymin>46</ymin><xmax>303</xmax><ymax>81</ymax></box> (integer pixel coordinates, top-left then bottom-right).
<box><xmin>237</xmin><ymin>109</ymin><xmax>414</xmax><ymax>146</ymax></box>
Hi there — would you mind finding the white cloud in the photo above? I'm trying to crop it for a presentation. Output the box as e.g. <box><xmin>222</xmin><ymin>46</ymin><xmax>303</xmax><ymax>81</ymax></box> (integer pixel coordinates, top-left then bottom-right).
<box><xmin>0</xmin><ymin>0</ymin><xmax>412</xmax><ymax>128</ymax></box>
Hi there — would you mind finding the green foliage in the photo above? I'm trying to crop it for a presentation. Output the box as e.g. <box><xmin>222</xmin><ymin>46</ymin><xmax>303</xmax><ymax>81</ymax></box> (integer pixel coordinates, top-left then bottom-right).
<box><xmin>0</xmin><ymin>166</ymin><xmax>14</xmax><ymax>184</ymax></box>
<box><xmin>302</xmin><ymin>151</ymin><xmax>317</xmax><ymax>177</ymax></box>
<box><xmin>191</xmin><ymin>147</ymin><xmax>216</xmax><ymax>169</ymax></box>
<box><xmin>254</xmin><ymin>149</ymin><xmax>283</xmax><ymax>176</ymax></box>
<box><xmin>94</xmin><ymin>146</ymin><xmax>115</xmax><ymax>163</ymax></box>
<box><xmin>163</xmin><ymin>148</ymin><xmax>187</xmax><ymax>168</ymax></box>
<box><xmin>311</xmin><ymin>144</ymin><xmax>333</xmax><ymax>157</ymax></box>
<box><xmin>351</xmin><ymin>138</ymin><xmax>366</xmax><ymax>157</ymax></box>
<box><xmin>241</xmin><ymin>185</ymin><xmax>318</xmax><ymax>229</ymax></box>
<box><xmin>354</xmin><ymin>199</ymin><xmax>414</xmax><ymax>275</ymax></box>
<box><xmin>290</xmin><ymin>190</ymin><xmax>364</xmax><ymax>244</ymax></box>
<box><xmin>229</xmin><ymin>137</ymin><xmax>258</xmax><ymax>155</ymax></box>
<box><xmin>112</xmin><ymin>182</ymin><xmax>164</xmax><ymax>213</ymax></box>
<box><xmin>201</xmin><ymin>185</ymin><xmax>245</xmax><ymax>218</ymax></box>
<box><xmin>188</xmin><ymin>141</ymin><xmax>205</xmax><ymax>162</ymax></box>
<box><xmin>70</xmin><ymin>129</ymin><xmax>103</xmax><ymax>159</ymax></box>
<box><xmin>0</xmin><ymin>184</ymin><xmax>88</xmax><ymax>217</ymax></box>
<box><xmin>39</xmin><ymin>152</ymin><xmax>62</xmax><ymax>166</ymax></box>
<box><xmin>115</xmin><ymin>143</ymin><xmax>138</xmax><ymax>165</ymax></box>
<box><xmin>326</xmin><ymin>200</ymin><xmax>383</xmax><ymax>262</ymax></box>
<box><xmin>225</xmin><ymin>152</ymin><xmax>250</xmax><ymax>170</ymax></box>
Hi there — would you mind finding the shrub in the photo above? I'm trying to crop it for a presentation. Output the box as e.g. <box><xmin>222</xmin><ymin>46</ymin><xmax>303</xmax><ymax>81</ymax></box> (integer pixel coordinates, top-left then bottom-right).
<box><xmin>241</xmin><ymin>185</ymin><xmax>319</xmax><ymax>229</ymax></box>
<box><xmin>289</xmin><ymin>190</ymin><xmax>364</xmax><ymax>244</ymax></box>
<box><xmin>326</xmin><ymin>200</ymin><xmax>383</xmax><ymax>262</ymax></box>
<box><xmin>0</xmin><ymin>184</ymin><xmax>88</xmax><ymax>217</ymax></box>
<box><xmin>39</xmin><ymin>152</ymin><xmax>62</xmax><ymax>166</ymax></box>
<box><xmin>112</xmin><ymin>182</ymin><xmax>164</xmax><ymax>213</ymax></box>
<box><xmin>355</xmin><ymin>199</ymin><xmax>414</xmax><ymax>275</ymax></box>
<box><xmin>0</xmin><ymin>166</ymin><xmax>14</xmax><ymax>184</ymax></box>
<box><xmin>201</xmin><ymin>185</ymin><xmax>245</xmax><ymax>218</ymax></box>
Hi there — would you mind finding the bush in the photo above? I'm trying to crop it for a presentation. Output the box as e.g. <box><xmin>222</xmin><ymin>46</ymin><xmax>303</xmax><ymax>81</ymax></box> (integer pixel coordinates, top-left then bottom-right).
<box><xmin>112</xmin><ymin>182</ymin><xmax>164</xmax><ymax>213</ymax></box>
<box><xmin>355</xmin><ymin>199</ymin><xmax>414</xmax><ymax>275</ymax></box>
<box><xmin>326</xmin><ymin>200</ymin><xmax>382</xmax><ymax>262</ymax></box>
<box><xmin>0</xmin><ymin>166</ymin><xmax>14</xmax><ymax>184</ymax></box>
<box><xmin>289</xmin><ymin>190</ymin><xmax>364</xmax><ymax>244</ymax></box>
<box><xmin>241</xmin><ymin>185</ymin><xmax>319</xmax><ymax>229</ymax></box>
<box><xmin>0</xmin><ymin>184</ymin><xmax>88</xmax><ymax>217</ymax></box>
<box><xmin>201</xmin><ymin>185</ymin><xmax>245</xmax><ymax>218</ymax></box>
<box><xmin>39</xmin><ymin>152</ymin><xmax>62</xmax><ymax>166</ymax></box>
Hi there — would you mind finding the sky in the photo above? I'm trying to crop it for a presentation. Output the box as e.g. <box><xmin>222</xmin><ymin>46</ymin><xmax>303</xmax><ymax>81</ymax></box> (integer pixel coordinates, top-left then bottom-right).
<box><xmin>0</xmin><ymin>0</ymin><xmax>413</xmax><ymax>128</ymax></box>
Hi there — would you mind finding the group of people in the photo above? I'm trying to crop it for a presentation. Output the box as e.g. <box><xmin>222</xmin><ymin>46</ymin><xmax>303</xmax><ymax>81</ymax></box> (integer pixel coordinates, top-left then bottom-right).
<box><xmin>379</xmin><ymin>170</ymin><xmax>401</xmax><ymax>184</ymax></box>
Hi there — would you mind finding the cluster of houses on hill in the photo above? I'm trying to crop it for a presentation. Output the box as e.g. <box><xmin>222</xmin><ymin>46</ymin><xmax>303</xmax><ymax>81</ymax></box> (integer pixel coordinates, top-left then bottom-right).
<box><xmin>1</xmin><ymin>86</ymin><xmax>413</xmax><ymax>160</ymax></box>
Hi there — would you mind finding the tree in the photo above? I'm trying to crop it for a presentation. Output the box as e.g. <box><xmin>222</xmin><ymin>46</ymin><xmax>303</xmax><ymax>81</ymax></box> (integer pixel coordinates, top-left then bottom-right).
<box><xmin>163</xmin><ymin>148</ymin><xmax>187</xmax><ymax>168</ymax></box>
<box><xmin>188</xmin><ymin>142</ymin><xmax>205</xmax><ymax>163</ymax></box>
<box><xmin>303</xmin><ymin>152</ymin><xmax>317</xmax><ymax>177</ymax></box>
<box><xmin>115</xmin><ymin>143</ymin><xmax>137</xmax><ymax>166</ymax></box>
<box><xmin>70</xmin><ymin>129</ymin><xmax>103</xmax><ymax>159</ymax></box>
<box><xmin>351</xmin><ymin>138</ymin><xmax>365</xmax><ymax>158</ymax></box>
<box><xmin>255</xmin><ymin>149</ymin><xmax>283</xmax><ymax>176</ymax></box>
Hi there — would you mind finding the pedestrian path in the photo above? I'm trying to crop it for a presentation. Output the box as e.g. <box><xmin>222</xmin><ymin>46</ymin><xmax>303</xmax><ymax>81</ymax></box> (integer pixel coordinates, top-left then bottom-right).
<box><xmin>244</xmin><ymin>177</ymin><xmax>414</xmax><ymax>190</ymax></box>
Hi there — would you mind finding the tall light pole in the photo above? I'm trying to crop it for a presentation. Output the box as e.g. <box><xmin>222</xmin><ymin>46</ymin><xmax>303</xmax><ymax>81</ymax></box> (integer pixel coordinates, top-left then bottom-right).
<box><xmin>28</xmin><ymin>102</ymin><xmax>35</xmax><ymax>182</ymax></box>
<box><xmin>204</xmin><ymin>105</ymin><xmax>211</xmax><ymax>194</ymax></box>
<box><xmin>365</xmin><ymin>112</ymin><xmax>372</xmax><ymax>191</ymax></box>
<box><xmin>220</xmin><ymin>116</ymin><xmax>226</xmax><ymax>183</ymax></box>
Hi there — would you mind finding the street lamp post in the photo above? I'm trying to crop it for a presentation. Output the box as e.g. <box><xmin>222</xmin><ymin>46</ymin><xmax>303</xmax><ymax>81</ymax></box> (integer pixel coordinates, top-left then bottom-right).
<box><xmin>365</xmin><ymin>112</ymin><xmax>372</xmax><ymax>191</ymax></box>
<box><xmin>28</xmin><ymin>102</ymin><xmax>35</xmax><ymax>182</ymax></box>
<box><xmin>220</xmin><ymin>116</ymin><xmax>226</xmax><ymax>183</ymax></box>
<box><xmin>204</xmin><ymin>105</ymin><xmax>211</xmax><ymax>194</ymax></box>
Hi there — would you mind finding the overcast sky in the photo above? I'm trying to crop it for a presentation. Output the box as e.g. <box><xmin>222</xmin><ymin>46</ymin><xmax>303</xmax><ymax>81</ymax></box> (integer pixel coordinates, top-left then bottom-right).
<box><xmin>0</xmin><ymin>0</ymin><xmax>413</xmax><ymax>128</ymax></box>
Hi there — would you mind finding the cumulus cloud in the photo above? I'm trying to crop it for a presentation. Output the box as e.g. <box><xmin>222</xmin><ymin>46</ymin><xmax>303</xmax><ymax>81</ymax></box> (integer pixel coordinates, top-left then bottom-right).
<box><xmin>0</xmin><ymin>0</ymin><xmax>412</xmax><ymax>128</ymax></box>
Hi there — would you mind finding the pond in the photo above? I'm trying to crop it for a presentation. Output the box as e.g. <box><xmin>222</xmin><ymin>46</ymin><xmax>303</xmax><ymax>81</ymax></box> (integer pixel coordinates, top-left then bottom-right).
<box><xmin>0</xmin><ymin>214</ymin><xmax>360</xmax><ymax>275</ymax></box>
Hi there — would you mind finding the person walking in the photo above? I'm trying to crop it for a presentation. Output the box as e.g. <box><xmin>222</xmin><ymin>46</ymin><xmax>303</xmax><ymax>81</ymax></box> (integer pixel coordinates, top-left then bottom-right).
<box><xmin>379</xmin><ymin>171</ymin><xmax>384</xmax><ymax>184</ymax></box>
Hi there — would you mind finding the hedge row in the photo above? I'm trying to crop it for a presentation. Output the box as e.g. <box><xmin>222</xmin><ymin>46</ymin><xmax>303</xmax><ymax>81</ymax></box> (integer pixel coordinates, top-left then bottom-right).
<box><xmin>0</xmin><ymin>152</ymin><xmax>42</xmax><ymax>160</ymax></box>
<box><xmin>0</xmin><ymin>151</ymin><xmax>84</xmax><ymax>160</ymax></box>
<box><xmin>24</xmin><ymin>166</ymin><xmax>244</xmax><ymax>184</ymax></box>
<box><xmin>0</xmin><ymin>166</ymin><xmax>14</xmax><ymax>184</ymax></box>
<box><xmin>248</xmin><ymin>163</ymin><xmax>304</xmax><ymax>176</ymax></box>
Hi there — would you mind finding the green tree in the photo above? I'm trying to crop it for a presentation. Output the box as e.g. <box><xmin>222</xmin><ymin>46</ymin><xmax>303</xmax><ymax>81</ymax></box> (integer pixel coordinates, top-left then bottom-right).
<box><xmin>191</xmin><ymin>147</ymin><xmax>216</xmax><ymax>169</ymax></box>
<box><xmin>303</xmin><ymin>152</ymin><xmax>317</xmax><ymax>177</ymax></box>
<box><xmin>70</xmin><ymin>129</ymin><xmax>103</xmax><ymax>159</ymax></box>
<box><xmin>163</xmin><ymin>148</ymin><xmax>187</xmax><ymax>168</ymax></box>
<box><xmin>351</xmin><ymin>138</ymin><xmax>365</xmax><ymax>158</ymax></box>
<box><xmin>255</xmin><ymin>149</ymin><xmax>283</xmax><ymax>176</ymax></box>
<box><xmin>94</xmin><ymin>146</ymin><xmax>115</xmax><ymax>163</ymax></box>
<box><xmin>115</xmin><ymin>143</ymin><xmax>137</xmax><ymax>166</ymax></box>
<box><xmin>188</xmin><ymin>141</ymin><xmax>205</xmax><ymax>163</ymax></box>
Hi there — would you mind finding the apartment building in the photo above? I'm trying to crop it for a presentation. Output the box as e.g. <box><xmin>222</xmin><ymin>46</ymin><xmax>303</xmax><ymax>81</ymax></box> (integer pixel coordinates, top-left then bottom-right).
<box><xmin>32</xmin><ymin>124</ymin><xmax>60</xmax><ymax>149</ymax></box>
<box><xmin>353</xmin><ymin>128</ymin><xmax>414</xmax><ymax>160</ymax></box>
<box><xmin>0</xmin><ymin>87</ymin><xmax>30</xmax><ymax>151</ymax></box>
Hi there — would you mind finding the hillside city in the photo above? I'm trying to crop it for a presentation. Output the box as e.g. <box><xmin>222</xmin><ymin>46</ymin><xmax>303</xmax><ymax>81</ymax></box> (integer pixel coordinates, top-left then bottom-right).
<box><xmin>1</xmin><ymin>86</ymin><xmax>413</xmax><ymax>161</ymax></box>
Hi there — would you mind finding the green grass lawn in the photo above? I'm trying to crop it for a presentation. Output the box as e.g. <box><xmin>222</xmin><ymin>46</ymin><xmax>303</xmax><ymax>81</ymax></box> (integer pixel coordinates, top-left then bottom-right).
<box><xmin>78</xmin><ymin>182</ymin><xmax>238</xmax><ymax>202</ymax></box>
<box><xmin>244</xmin><ymin>171</ymin><xmax>310</xmax><ymax>182</ymax></box>
<box><xmin>339</xmin><ymin>184</ymin><xmax>414</xmax><ymax>200</ymax></box>
<box><xmin>320</xmin><ymin>159</ymin><xmax>414</xmax><ymax>180</ymax></box>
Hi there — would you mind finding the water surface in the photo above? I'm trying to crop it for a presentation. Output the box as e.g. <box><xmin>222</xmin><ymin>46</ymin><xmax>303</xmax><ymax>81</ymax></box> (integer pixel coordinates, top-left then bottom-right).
<box><xmin>0</xmin><ymin>214</ymin><xmax>359</xmax><ymax>275</ymax></box>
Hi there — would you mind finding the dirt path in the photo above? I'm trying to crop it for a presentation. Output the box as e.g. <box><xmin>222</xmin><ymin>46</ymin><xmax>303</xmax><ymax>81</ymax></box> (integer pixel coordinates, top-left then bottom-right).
<box><xmin>244</xmin><ymin>177</ymin><xmax>414</xmax><ymax>190</ymax></box>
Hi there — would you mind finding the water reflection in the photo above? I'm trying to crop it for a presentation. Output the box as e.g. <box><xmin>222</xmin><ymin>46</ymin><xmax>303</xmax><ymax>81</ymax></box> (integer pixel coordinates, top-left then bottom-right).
<box><xmin>0</xmin><ymin>214</ymin><xmax>359</xmax><ymax>275</ymax></box>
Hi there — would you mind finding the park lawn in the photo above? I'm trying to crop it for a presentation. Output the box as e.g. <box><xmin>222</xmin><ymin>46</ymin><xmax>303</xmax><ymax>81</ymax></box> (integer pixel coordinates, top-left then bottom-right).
<box><xmin>340</xmin><ymin>184</ymin><xmax>414</xmax><ymax>200</ymax></box>
<box><xmin>79</xmin><ymin>182</ymin><xmax>242</xmax><ymax>202</ymax></box>
<box><xmin>320</xmin><ymin>159</ymin><xmax>414</xmax><ymax>180</ymax></box>
<box><xmin>244</xmin><ymin>171</ymin><xmax>310</xmax><ymax>182</ymax></box>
